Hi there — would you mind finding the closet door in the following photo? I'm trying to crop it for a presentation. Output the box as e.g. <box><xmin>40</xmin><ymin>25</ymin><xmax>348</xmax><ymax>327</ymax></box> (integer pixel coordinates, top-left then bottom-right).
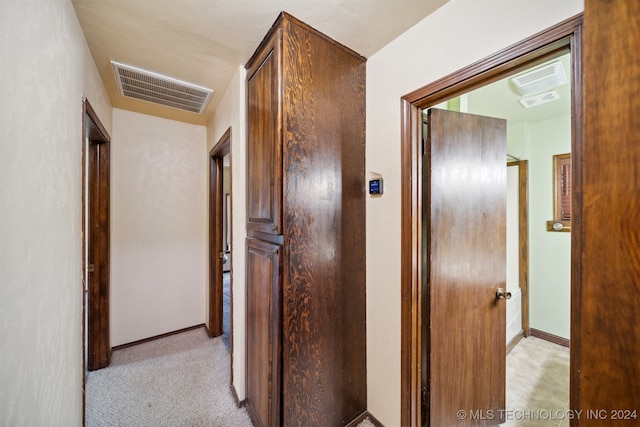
<box><xmin>246</xmin><ymin>30</ymin><xmax>283</xmax><ymax>236</ymax></box>
<box><xmin>245</xmin><ymin>238</ymin><xmax>282</xmax><ymax>427</ymax></box>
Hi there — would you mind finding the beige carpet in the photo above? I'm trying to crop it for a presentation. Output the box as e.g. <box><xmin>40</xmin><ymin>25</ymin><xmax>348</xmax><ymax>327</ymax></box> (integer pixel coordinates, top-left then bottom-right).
<box><xmin>85</xmin><ymin>327</ymin><xmax>253</xmax><ymax>426</ymax></box>
<box><xmin>86</xmin><ymin>326</ymin><xmax>377</xmax><ymax>427</ymax></box>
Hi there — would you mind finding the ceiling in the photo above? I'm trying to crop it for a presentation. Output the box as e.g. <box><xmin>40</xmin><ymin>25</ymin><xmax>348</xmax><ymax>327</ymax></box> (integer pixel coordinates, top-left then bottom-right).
<box><xmin>72</xmin><ymin>0</ymin><xmax>449</xmax><ymax>126</ymax></box>
<box><xmin>466</xmin><ymin>53</ymin><xmax>571</xmax><ymax>125</ymax></box>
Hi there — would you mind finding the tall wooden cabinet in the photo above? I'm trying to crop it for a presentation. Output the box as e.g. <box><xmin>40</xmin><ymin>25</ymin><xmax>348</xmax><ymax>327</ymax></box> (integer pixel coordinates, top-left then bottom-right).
<box><xmin>245</xmin><ymin>12</ymin><xmax>367</xmax><ymax>427</ymax></box>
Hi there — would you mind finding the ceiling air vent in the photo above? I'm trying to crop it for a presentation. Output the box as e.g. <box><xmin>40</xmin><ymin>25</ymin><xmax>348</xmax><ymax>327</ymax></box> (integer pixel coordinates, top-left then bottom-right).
<box><xmin>111</xmin><ymin>61</ymin><xmax>213</xmax><ymax>114</ymax></box>
<box><xmin>510</xmin><ymin>61</ymin><xmax>566</xmax><ymax>96</ymax></box>
<box><xmin>518</xmin><ymin>90</ymin><xmax>560</xmax><ymax>108</ymax></box>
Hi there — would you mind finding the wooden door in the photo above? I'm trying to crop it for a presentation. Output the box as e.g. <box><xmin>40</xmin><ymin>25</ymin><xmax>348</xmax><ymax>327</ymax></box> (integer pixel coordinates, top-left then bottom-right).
<box><xmin>423</xmin><ymin>108</ymin><xmax>506</xmax><ymax>426</ymax></box>
<box><xmin>245</xmin><ymin>238</ymin><xmax>282</xmax><ymax>427</ymax></box>
<box><xmin>246</xmin><ymin>30</ymin><xmax>282</xmax><ymax>236</ymax></box>
<box><xmin>208</xmin><ymin>129</ymin><xmax>230</xmax><ymax>338</ymax></box>
<box><xmin>83</xmin><ymin>100</ymin><xmax>110</xmax><ymax>372</ymax></box>
<box><xmin>86</xmin><ymin>141</ymin><xmax>110</xmax><ymax>370</ymax></box>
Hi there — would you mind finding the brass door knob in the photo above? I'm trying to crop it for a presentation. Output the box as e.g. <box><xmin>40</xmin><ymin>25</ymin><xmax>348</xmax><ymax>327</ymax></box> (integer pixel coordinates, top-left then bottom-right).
<box><xmin>496</xmin><ymin>288</ymin><xmax>512</xmax><ymax>300</ymax></box>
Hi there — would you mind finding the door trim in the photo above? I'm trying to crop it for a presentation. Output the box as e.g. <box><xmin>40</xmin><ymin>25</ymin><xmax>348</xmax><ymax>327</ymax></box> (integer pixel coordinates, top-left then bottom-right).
<box><xmin>81</xmin><ymin>97</ymin><xmax>111</xmax><ymax>420</ymax></box>
<box><xmin>399</xmin><ymin>14</ymin><xmax>583</xmax><ymax>426</ymax></box>
<box><xmin>208</xmin><ymin>128</ymin><xmax>231</xmax><ymax>338</ymax></box>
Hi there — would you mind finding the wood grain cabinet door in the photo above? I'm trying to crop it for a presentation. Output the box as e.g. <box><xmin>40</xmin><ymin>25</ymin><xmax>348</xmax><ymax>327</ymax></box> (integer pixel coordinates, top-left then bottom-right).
<box><xmin>245</xmin><ymin>238</ymin><xmax>282</xmax><ymax>427</ymax></box>
<box><xmin>246</xmin><ymin>30</ymin><xmax>283</xmax><ymax>236</ymax></box>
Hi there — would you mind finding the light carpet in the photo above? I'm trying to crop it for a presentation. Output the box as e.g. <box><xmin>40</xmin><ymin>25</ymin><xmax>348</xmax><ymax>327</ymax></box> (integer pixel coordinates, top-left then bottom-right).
<box><xmin>85</xmin><ymin>327</ymin><xmax>253</xmax><ymax>426</ymax></box>
<box><xmin>86</xmin><ymin>326</ymin><xmax>376</xmax><ymax>427</ymax></box>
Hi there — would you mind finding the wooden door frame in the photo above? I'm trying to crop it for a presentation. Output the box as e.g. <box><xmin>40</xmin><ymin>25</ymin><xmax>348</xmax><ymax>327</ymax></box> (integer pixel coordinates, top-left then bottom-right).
<box><xmin>81</xmin><ymin>97</ymin><xmax>111</xmax><ymax>418</ymax></box>
<box><xmin>507</xmin><ymin>160</ymin><xmax>530</xmax><ymax>339</ymax></box>
<box><xmin>399</xmin><ymin>15</ymin><xmax>583</xmax><ymax>426</ymax></box>
<box><xmin>208</xmin><ymin>127</ymin><xmax>231</xmax><ymax>338</ymax></box>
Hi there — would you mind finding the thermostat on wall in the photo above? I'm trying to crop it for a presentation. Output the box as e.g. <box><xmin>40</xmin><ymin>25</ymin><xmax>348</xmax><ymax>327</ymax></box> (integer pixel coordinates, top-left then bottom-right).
<box><xmin>369</xmin><ymin>178</ymin><xmax>383</xmax><ymax>195</ymax></box>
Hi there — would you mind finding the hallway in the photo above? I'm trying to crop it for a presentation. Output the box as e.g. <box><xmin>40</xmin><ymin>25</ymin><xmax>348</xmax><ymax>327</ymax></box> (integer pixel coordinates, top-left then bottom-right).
<box><xmin>85</xmin><ymin>327</ymin><xmax>252</xmax><ymax>426</ymax></box>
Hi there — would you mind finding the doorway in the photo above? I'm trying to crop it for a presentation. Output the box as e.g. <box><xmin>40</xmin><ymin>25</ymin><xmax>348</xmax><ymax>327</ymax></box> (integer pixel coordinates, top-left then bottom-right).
<box><xmin>82</xmin><ymin>98</ymin><xmax>111</xmax><ymax>377</ymax></box>
<box><xmin>208</xmin><ymin>127</ymin><xmax>232</xmax><ymax>345</ymax></box>
<box><xmin>506</xmin><ymin>159</ymin><xmax>529</xmax><ymax>346</ymax></box>
<box><xmin>400</xmin><ymin>15</ymin><xmax>582</xmax><ymax>426</ymax></box>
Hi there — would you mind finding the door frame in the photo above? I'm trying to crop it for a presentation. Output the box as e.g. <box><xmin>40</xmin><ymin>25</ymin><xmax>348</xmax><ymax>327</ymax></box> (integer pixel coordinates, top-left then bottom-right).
<box><xmin>81</xmin><ymin>97</ymin><xmax>111</xmax><ymax>417</ymax></box>
<box><xmin>507</xmin><ymin>159</ymin><xmax>530</xmax><ymax>340</ymax></box>
<box><xmin>399</xmin><ymin>15</ymin><xmax>583</xmax><ymax>426</ymax></box>
<box><xmin>208</xmin><ymin>127</ymin><xmax>231</xmax><ymax>338</ymax></box>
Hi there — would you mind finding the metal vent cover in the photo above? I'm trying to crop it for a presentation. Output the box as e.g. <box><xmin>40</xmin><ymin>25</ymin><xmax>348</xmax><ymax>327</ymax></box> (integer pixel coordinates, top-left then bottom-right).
<box><xmin>510</xmin><ymin>61</ymin><xmax>567</xmax><ymax>96</ymax></box>
<box><xmin>111</xmin><ymin>61</ymin><xmax>213</xmax><ymax>114</ymax></box>
<box><xmin>518</xmin><ymin>90</ymin><xmax>560</xmax><ymax>108</ymax></box>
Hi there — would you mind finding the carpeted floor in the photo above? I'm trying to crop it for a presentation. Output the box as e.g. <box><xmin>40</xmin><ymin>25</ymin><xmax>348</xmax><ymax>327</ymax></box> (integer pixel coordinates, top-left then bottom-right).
<box><xmin>85</xmin><ymin>327</ymin><xmax>252</xmax><ymax>426</ymax></box>
<box><xmin>86</xmin><ymin>319</ymin><xmax>377</xmax><ymax>427</ymax></box>
<box><xmin>222</xmin><ymin>272</ymin><xmax>231</xmax><ymax>349</ymax></box>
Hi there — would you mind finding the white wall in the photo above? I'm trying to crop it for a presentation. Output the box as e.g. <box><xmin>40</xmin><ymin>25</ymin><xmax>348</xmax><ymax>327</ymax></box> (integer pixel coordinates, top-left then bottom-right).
<box><xmin>366</xmin><ymin>0</ymin><xmax>583</xmax><ymax>424</ymax></box>
<box><xmin>111</xmin><ymin>108</ymin><xmax>207</xmax><ymax>346</ymax></box>
<box><xmin>206</xmin><ymin>66</ymin><xmax>248</xmax><ymax>399</ymax></box>
<box><xmin>526</xmin><ymin>115</ymin><xmax>572</xmax><ymax>339</ymax></box>
<box><xmin>0</xmin><ymin>0</ymin><xmax>112</xmax><ymax>424</ymax></box>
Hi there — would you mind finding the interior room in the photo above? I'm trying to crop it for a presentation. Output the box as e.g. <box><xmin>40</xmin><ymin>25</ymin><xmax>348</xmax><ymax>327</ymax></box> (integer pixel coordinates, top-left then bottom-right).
<box><xmin>2</xmin><ymin>1</ymin><xmax>638</xmax><ymax>426</ymax></box>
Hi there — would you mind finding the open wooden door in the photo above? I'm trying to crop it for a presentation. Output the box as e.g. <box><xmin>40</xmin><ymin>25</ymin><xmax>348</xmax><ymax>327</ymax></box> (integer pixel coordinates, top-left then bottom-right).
<box><xmin>423</xmin><ymin>108</ymin><xmax>507</xmax><ymax>426</ymax></box>
<box><xmin>208</xmin><ymin>128</ymin><xmax>231</xmax><ymax>338</ymax></box>
<box><xmin>83</xmin><ymin>99</ymin><xmax>110</xmax><ymax>372</ymax></box>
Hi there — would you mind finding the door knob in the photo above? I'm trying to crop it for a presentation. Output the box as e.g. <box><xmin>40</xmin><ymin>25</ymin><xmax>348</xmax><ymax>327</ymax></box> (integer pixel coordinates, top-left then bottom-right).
<box><xmin>496</xmin><ymin>288</ymin><xmax>511</xmax><ymax>300</ymax></box>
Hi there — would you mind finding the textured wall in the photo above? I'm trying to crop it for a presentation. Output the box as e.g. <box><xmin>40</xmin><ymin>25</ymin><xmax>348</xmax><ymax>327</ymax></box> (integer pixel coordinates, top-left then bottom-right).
<box><xmin>0</xmin><ymin>0</ymin><xmax>112</xmax><ymax>424</ymax></box>
<box><xmin>111</xmin><ymin>108</ymin><xmax>207</xmax><ymax>346</ymax></box>
<box><xmin>206</xmin><ymin>66</ymin><xmax>248</xmax><ymax>400</ymax></box>
<box><xmin>527</xmin><ymin>115</ymin><xmax>572</xmax><ymax>340</ymax></box>
<box><xmin>365</xmin><ymin>0</ymin><xmax>583</xmax><ymax>425</ymax></box>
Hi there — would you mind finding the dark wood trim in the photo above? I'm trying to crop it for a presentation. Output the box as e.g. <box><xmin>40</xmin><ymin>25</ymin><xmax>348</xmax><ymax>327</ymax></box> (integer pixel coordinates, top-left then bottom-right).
<box><xmin>204</xmin><ymin>323</ymin><xmax>213</xmax><ymax>337</ymax></box>
<box><xmin>208</xmin><ymin>128</ymin><xmax>231</xmax><ymax>338</ymax></box>
<box><xmin>400</xmin><ymin>96</ymin><xmax>422</xmax><ymax>427</ymax></box>
<box><xmin>568</xmin><ymin>18</ymin><xmax>583</xmax><ymax>426</ymax></box>
<box><xmin>552</xmin><ymin>153</ymin><xmax>572</xmax><ymax>222</ymax></box>
<box><xmin>530</xmin><ymin>328</ymin><xmax>570</xmax><ymax>348</ymax></box>
<box><xmin>400</xmin><ymin>14</ymin><xmax>583</xmax><ymax>426</ymax></box>
<box><xmin>208</xmin><ymin>127</ymin><xmax>233</xmax><ymax>389</ymax></box>
<box><xmin>82</xmin><ymin>94</ymin><xmax>111</xmax><ymax>388</ymax></box>
<box><xmin>346</xmin><ymin>411</ymin><xmax>385</xmax><ymax>427</ymax></box>
<box><xmin>575</xmin><ymin>3</ymin><xmax>640</xmax><ymax>422</ymax></box>
<box><xmin>111</xmin><ymin>324</ymin><xmax>205</xmax><ymax>351</ymax></box>
<box><xmin>247</xmin><ymin>229</ymin><xmax>285</xmax><ymax>245</ymax></box>
<box><xmin>84</xmin><ymin>99</ymin><xmax>110</xmax><ymax>143</ymax></box>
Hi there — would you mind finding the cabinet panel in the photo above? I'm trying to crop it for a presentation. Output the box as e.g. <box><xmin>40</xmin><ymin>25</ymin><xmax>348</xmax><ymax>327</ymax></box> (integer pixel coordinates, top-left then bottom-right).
<box><xmin>245</xmin><ymin>12</ymin><xmax>366</xmax><ymax>427</ymax></box>
<box><xmin>279</xmin><ymin>16</ymin><xmax>367</xmax><ymax>427</ymax></box>
<box><xmin>245</xmin><ymin>238</ymin><xmax>282</xmax><ymax>427</ymax></box>
<box><xmin>247</xmin><ymin>31</ymin><xmax>282</xmax><ymax>235</ymax></box>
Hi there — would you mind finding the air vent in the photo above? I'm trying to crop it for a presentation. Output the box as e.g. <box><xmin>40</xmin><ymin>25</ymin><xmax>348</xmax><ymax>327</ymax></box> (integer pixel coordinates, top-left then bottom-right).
<box><xmin>510</xmin><ymin>61</ymin><xmax>566</xmax><ymax>96</ymax></box>
<box><xmin>111</xmin><ymin>61</ymin><xmax>213</xmax><ymax>114</ymax></box>
<box><xmin>518</xmin><ymin>90</ymin><xmax>560</xmax><ymax>108</ymax></box>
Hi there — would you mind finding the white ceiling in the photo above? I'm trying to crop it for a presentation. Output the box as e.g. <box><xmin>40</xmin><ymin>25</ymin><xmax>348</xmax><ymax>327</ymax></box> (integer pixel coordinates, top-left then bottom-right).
<box><xmin>72</xmin><ymin>0</ymin><xmax>449</xmax><ymax>125</ymax></box>
<box><xmin>466</xmin><ymin>53</ymin><xmax>572</xmax><ymax>125</ymax></box>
